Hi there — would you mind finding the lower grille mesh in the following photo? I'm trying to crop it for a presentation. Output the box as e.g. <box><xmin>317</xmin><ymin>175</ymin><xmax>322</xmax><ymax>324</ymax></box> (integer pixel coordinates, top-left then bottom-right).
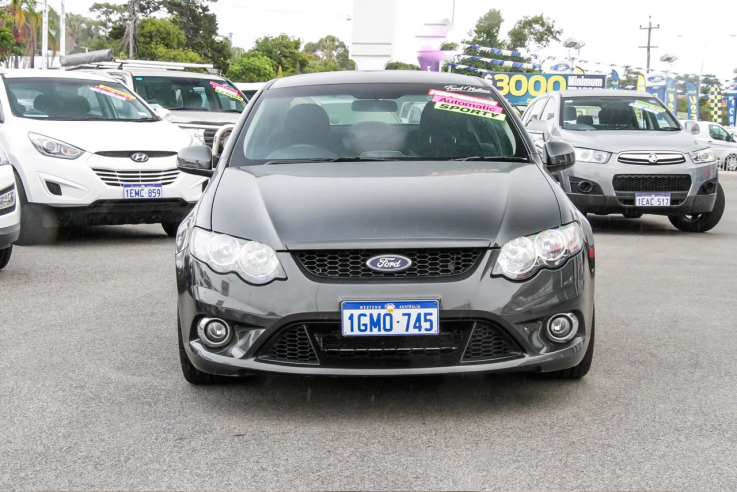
<box><xmin>265</xmin><ymin>326</ymin><xmax>318</xmax><ymax>364</ymax></box>
<box><xmin>612</xmin><ymin>174</ymin><xmax>691</xmax><ymax>192</ymax></box>
<box><xmin>461</xmin><ymin>322</ymin><xmax>520</xmax><ymax>362</ymax></box>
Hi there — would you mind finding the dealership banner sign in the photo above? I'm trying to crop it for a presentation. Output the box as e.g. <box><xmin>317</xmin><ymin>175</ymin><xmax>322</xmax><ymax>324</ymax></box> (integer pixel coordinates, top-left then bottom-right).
<box><xmin>728</xmin><ymin>93</ymin><xmax>737</xmax><ymax>127</ymax></box>
<box><xmin>483</xmin><ymin>73</ymin><xmax>607</xmax><ymax>104</ymax></box>
<box><xmin>685</xmin><ymin>82</ymin><xmax>699</xmax><ymax>121</ymax></box>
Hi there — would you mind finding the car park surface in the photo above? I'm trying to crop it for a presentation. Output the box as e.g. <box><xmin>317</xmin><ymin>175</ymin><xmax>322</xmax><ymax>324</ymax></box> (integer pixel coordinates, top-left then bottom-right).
<box><xmin>0</xmin><ymin>174</ymin><xmax>735</xmax><ymax>490</ymax></box>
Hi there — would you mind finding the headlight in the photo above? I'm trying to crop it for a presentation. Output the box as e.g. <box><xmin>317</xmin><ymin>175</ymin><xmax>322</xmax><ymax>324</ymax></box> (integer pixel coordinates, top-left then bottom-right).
<box><xmin>190</xmin><ymin>227</ymin><xmax>285</xmax><ymax>285</ymax></box>
<box><xmin>573</xmin><ymin>147</ymin><xmax>611</xmax><ymax>164</ymax></box>
<box><xmin>493</xmin><ymin>222</ymin><xmax>585</xmax><ymax>280</ymax></box>
<box><xmin>690</xmin><ymin>148</ymin><xmax>715</xmax><ymax>163</ymax></box>
<box><xmin>28</xmin><ymin>132</ymin><xmax>84</xmax><ymax>160</ymax></box>
<box><xmin>183</xmin><ymin>128</ymin><xmax>207</xmax><ymax>146</ymax></box>
<box><xmin>0</xmin><ymin>187</ymin><xmax>15</xmax><ymax>211</ymax></box>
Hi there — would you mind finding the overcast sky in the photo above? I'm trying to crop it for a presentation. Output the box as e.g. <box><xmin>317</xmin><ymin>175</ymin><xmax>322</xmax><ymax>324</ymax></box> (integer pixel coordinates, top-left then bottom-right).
<box><xmin>58</xmin><ymin>0</ymin><xmax>737</xmax><ymax>80</ymax></box>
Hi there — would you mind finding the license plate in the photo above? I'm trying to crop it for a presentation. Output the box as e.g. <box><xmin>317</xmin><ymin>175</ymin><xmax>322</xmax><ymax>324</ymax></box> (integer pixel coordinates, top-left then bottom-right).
<box><xmin>341</xmin><ymin>300</ymin><xmax>439</xmax><ymax>336</ymax></box>
<box><xmin>123</xmin><ymin>184</ymin><xmax>162</xmax><ymax>199</ymax></box>
<box><xmin>635</xmin><ymin>193</ymin><xmax>670</xmax><ymax>206</ymax></box>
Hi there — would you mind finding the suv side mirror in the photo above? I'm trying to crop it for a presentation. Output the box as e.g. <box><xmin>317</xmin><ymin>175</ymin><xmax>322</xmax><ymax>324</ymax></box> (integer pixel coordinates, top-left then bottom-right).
<box><xmin>526</xmin><ymin>119</ymin><xmax>549</xmax><ymax>141</ymax></box>
<box><xmin>544</xmin><ymin>141</ymin><xmax>575</xmax><ymax>172</ymax></box>
<box><xmin>153</xmin><ymin>106</ymin><xmax>173</xmax><ymax>122</ymax></box>
<box><xmin>177</xmin><ymin>145</ymin><xmax>214</xmax><ymax>177</ymax></box>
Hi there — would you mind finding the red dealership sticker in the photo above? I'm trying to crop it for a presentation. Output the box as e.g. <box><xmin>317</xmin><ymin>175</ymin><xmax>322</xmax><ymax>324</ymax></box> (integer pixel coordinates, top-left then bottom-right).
<box><xmin>428</xmin><ymin>89</ymin><xmax>498</xmax><ymax>106</ymax></box>
<box><xmin>431</xmin><ymin>94</ymin><xmax>503</xmax><ymax>114</ymax></box>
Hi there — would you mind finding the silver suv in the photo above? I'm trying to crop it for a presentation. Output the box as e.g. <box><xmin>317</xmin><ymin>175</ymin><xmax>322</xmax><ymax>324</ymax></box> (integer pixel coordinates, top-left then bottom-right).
<box><xmin>523</xmin><ymin>89</ymin><xmax>724</xmax><ymax>232</ymax></box>
<box><xmin>69</xmin><ymin>59</ymin><xmax>247</xmax><ymax>149</ymax></box>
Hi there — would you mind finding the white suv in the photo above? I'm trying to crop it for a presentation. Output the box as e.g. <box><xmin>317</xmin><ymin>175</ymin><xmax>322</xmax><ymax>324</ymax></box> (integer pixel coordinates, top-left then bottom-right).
<box><xmin>0</xmin><ymin>69</ymin><xmax>208</xmax><ymax>245</ymax></box>
<box><xmin>0</xmin><ymin>144</ymin><xmax>19</xmax><ymax>269</ymax></box>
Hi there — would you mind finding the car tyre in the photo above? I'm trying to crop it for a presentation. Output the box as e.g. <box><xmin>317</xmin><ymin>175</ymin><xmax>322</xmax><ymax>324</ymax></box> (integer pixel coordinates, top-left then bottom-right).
<box><xmin>178</xmin><ymin>315</ymin><xmax>227</xmax><ymax>385</ymax></box>
<box><xmin>161</xmin><ymin>221</ymin><xmax>180</xmax><ymax>238</ymax></box>
<box><xmin>13</xmin><ymin>169</ymin><xmax>59</xmax><ymax>246</ymax></box>
<box><xmin>668</xmin><ymin>182</ymin><xmax>725</xmax><ymax>233</ymax></box>
<box><xmin>538</xmin><ymin>311</ymin><xmax>595</xmax><ymax>380</ymax></box>
<box><xmin>0</xmin><ymin>246</ymin><xmax>12</xmax><ymax>270</ymax></box>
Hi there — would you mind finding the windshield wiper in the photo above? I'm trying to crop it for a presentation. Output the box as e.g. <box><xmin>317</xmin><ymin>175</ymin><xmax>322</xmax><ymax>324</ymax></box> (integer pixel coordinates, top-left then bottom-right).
<box><xmin>451</xmin><ymin>156</ymin><xmax>528</xmax><ymax>162</ymax></box>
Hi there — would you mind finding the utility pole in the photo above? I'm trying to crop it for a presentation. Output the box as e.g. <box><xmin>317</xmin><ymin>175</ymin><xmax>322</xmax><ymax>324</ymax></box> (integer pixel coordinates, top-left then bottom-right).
<box><xmin>60</xmin><ymin>0</ymin><xmax>66</xmax><ymax>57</ymax></box>
<box><xmin>41</xmin><ymin>0</ymin><xmax>48</xmax><ymax>69</ymax></box>
<box><xmin>639</xmin><ymin>16</ymin><xmax>660</xmax><ymax>72</ymax></box>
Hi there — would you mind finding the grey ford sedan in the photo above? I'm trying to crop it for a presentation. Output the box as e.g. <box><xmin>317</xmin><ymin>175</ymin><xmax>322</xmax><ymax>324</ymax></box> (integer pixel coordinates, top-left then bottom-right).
<box><xmin>173</xmin><ymin>71</ymin><xmax>595</xmax><ymax>384</ymax></box>
<box><xmin>523</xmin><ymin>90</ymin><xmax>724</xmax><ymax>232</ymax></box>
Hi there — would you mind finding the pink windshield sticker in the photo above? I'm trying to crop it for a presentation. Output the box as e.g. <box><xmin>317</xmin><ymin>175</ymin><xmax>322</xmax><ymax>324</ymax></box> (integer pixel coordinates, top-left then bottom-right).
<box><xmin>428</xmin><ymin>89</ymin><xmax>498</xmax><ymax>106</ymax></box>
<box><xmin>210</xmin><ymin>81</ymin><xmax>243</xmax><ymax>101</ymax></box>
<box><xmin>431</xmin><ymin>94</ymin><xmax>503</xmax><ymax>114</ymax></box>
<box><xmin>91</xmin><ymin>85</ymin><xmax>136</xmax><ymax>101</ymax></box>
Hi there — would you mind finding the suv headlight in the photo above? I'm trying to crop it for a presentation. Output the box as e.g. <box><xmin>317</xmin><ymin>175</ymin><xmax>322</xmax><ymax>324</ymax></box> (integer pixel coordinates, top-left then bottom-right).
<box><xmin>183</xmin><ymin>128</ymin><xmax>207</xmax><ymax>146</ymax></box>
<box><xmin>190</xmin><ymin>227</ymin><xmax>285</xmax><ymax>285</ymax></box>
<box><xmin>573</xmin><ymin>147</ymin><xmax>611</xmax><ymax>164</ymax></box>
<box><xmin>28</xmin><ymin>132</ymin><xmax>84</xmax><ymax>160</ymax></box>
<box><xmin>690</xmin><ymin>148</ymin><xmax>715</xmax><ymax>163</ymax></box>
<box><xmin>492</xmin><ymin>222</ymin><xmax>585</xmax><ymax>280</ymax></box>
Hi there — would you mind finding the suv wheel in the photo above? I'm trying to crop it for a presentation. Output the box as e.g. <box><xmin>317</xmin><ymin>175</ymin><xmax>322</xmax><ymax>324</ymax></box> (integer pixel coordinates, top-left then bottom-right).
<box><xmin>161</xmin><ymin>221</ymin><xmax>180</xmax><ymax>238</ymax></box>
<box><xmin>668</xmin><ymin>182</ymin><xmax>725</xmax><ymax>233</ymax></box>
<box><xmin>0</xmin><ymin>246</ymin><xmax>12</xmax><ymax>270</ymax></box>
<box><xmin>724</xmin><ymin>154</ymin><xmax>737</xmax><ymax>172</ymax></box>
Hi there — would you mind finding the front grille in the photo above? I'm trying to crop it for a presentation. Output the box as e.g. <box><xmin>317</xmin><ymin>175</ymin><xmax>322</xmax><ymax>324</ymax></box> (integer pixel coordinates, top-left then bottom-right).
<box><xmin>0</xmin><ymin>185</ymin><xmax>15</xmax><ymax>217</ymax></box>
<box><xmin>92</xmin><ymin>168</ymin><xmax>180</xmax><ymax>187</ymax></box>
<box><xmin>617</xmin><ymin>152</ymin><xmax>686</xmax><ymax>165</ymax></box>
<box><xmin>294</xmin><ymin>249</ymin><xmax>483</xmax><ymax>279</ymax></box>
<box><xmin>461</xmin><ymin>322</ymin><xmax>520</xmax><ymax>362</ymax></box>
<box><xmin>613</xmin><ymin>175</ymin><xmax>691</xmax><ymax>192</ymax></box>
<box><xmin>258</xmin><ymin>321</ymin><xmax>523</xmax><ymax>368</ymax></box>
<box><xmin>204</xmin><ymin>129</ymin><xmax>217</xmax><ymax>148</ymax></box>
<box><xmin>95</xmin><ymin>151</ymin><xmax>177</xmax><ymax>158</ymax></box>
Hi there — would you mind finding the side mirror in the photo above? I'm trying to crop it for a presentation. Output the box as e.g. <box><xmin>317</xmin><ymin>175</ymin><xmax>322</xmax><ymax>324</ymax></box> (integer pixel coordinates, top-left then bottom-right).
<box><xmin>544</xmin><ymin>141</ymin><xmax>575</xmax><ymax>172</ymax></box>
<box><xmin>689</xmin><ymin>126</ymin><xmax>699</xmax><ymax>135</ymax></box>
<box><xmin>153</xmin><ymin>105</ymin><xmax>173</xmax><ymax>122</ymax></box>
<box><xmin>177</xmin><ymin>145</ymin><xmax>214</xmax><ymax>177</ymax></box>
<box><xmin>526</xmin><ymin>119</ymin><xmax>549</xmax><ymax>141</ymax></box>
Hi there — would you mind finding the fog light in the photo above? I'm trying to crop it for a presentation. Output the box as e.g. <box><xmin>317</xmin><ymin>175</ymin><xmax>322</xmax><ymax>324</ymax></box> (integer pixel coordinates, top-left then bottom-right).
<box><xmin>546</xmin><ymin>313</ymin><xmax>578</xmax><ymax>343</ymax></box>
<box><xmin>197</xmin><ymin>317</ymin><xmax>232</xmax><ymax>348</ymax></box>
<box><xmin>578</xmin><ymin>181</ymin><xmax>593</xmax><ymax>193</ymax></box>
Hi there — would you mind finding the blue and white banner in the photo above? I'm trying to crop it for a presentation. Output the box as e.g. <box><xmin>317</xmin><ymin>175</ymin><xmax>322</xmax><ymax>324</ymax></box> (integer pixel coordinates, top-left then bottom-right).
<box><xmin>664</xmin><ymin>78</ymin><xmax>677</xmax><ymax>113</ymax></box>
<box><xmin>727</xmin><ymin>92</ymin><xmax>737</xmax><ymax>127</ymax></box>
<box><xmin>609</xmin><ymin>70</ymin><xmax>620</xmax><ymax>89</ymax></box>
<box><xmin>685</xmin><ymin>82</ymin><xmax>699</xmax><ymax>121</ymax></box>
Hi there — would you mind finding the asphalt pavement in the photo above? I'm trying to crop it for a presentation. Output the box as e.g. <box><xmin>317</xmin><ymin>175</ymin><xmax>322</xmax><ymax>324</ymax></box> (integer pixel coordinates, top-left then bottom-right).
<box><xmin>1</xmin><ymin>175</ymin><xmax>736</xmax><ymax>491</ymax></box>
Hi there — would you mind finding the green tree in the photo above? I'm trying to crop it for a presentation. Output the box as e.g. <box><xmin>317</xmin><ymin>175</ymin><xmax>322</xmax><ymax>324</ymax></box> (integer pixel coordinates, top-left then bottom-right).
<box><xmin>303</xmin><ymin>35</ymin><xmax>353</xmax><ymax>70</ymax></box>
<box><xmin>226</xmin><ymin>52</ymin><xmax>275</xmax><ymax>82</ymax></box>
<box><xmin>164</xmin><ymin>0</ymin><xmax>230</xmax><ymax>72</ymax></box>
<box><xmin>135</xmin><ymin>17</ymin><xmax>199</xmax><ymax>63</ymax></box>
<box><xmin>508</xmin><ymin>14</ymin><xmax>562</xmax><ymax>53</ymax></box>
<box><xmin>385</xmin><ymin>61</ymin><xmax>420</xmax><ymax>70</ymax></box>
<box><xmin>251</xmin><ymin>34</ymin><xmax>311</xmax><ymax>75</ymax></box>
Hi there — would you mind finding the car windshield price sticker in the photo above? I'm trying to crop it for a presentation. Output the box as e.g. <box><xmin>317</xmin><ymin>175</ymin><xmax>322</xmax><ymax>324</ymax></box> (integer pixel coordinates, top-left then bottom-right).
<box><xmin>434</xmin><ymin>102</ymin><xmax>507</xmax><ymax>121</ymax></box>
<box><xmin>341</xmin><ymin>300</ymin><xmax>439</xmax><ymax>336</ymax></box>
<box><xmin>629</xmin><ymin>100</ymin><xmax>664</xmax><ymax>114</ymax></box>
<box><xmin>91</xmin><ymin>85</ymin><xmax>137</xmax><ymax>101</ymax></box>
<box><xmin>210</xmin><ymin>81</ymin><xmax>244</xmax><ymax>101</ymax></box>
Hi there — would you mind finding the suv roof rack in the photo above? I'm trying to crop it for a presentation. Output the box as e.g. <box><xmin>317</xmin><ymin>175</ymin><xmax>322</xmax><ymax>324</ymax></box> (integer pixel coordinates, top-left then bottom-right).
<box><xmin>112</xmin><ymin>59</ymin><xmax>215</xmax><ymax>70</ymax></box>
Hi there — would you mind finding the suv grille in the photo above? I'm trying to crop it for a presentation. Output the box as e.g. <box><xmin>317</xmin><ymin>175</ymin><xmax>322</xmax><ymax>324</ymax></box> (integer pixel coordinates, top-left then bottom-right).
<box><xmin>617</xmin><ymin>152</ymin><xmax>686</xmax><ymax>165</ymax></box>
<box><xmin>294</xmin><ymin>249</ymin><xmax>483</xmax><ymax>279</ymax></box>
<box><xmin>204</xmin><ymin>129</ymin><xmax>217</xmax><ymax>148</ymax></box>
<box><xmin>95</xmin><ymin>151</ymin><xmax>177</xmax><ymax>159</ymax></box>
<box><xmin>92</xmin><ymin>168</ymin><xmax>180</xmax><ymax>187</ymax></box>
<box><xmin>612</xmin><ymin>174</ymin><xmax>691</xmax><ymax>192</ymax></box>
<box><xmin>258</xmin><ymin>321</ymin><xmax>523</xmax><ymax>368</ymax></box>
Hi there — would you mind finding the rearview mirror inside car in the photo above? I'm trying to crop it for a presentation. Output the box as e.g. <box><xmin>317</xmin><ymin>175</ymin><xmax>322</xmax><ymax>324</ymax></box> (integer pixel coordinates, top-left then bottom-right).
<box><xmin>526</xmin><ymin>119</ymin><xmax>549</xmax><ymax>141</ymax></box>
<box><xmin>351</xmin><ymin>99</ymin><xmax>399</xmax><ymax>113</ymax></box>
<box><xmin>177</xmin><ymin>145</ymin><xmax>214</xmax><ymax>177</ymax></box>
<box><xmin>544</xmin><ymin>141</ymin><xmax>575</xmax><ymax>172</ymax></box>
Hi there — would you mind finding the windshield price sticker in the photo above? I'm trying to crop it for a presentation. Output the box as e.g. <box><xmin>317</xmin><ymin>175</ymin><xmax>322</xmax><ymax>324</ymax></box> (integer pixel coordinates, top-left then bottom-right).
<box><xmin>210</xmin><ymin>81</ymin><xmax>243</xmax><ymax>101</ymax></box>
<box><xmin>629</xmin><ymin>100</ymin><xmax>664</xmax><ymax>114</ymax></box>
<box><xmin>431</xmin><ymin>94</ymin><xmax>503</xmax><ymax>114</ymax></box>
<box><xmin>429</xmin><ymin>89</ymin><xmax>498</xmax><ymax>106</ymax></box>
<box><xmin>434</xmin><ymin>102</ymin><xmax>507</xmax><ymax>121</ymax></box>
<box><xmin>91</xmin><ymin>85</ymin><xmax>136</xmax><ymax>101</ymax></box>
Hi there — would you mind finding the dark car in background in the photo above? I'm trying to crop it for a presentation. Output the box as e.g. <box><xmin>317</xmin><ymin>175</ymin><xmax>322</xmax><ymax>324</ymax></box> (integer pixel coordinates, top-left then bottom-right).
<box><xmin>173</xmin><ymin>71</ymin><xmax>596</xmax><ymax>384</ymax></box>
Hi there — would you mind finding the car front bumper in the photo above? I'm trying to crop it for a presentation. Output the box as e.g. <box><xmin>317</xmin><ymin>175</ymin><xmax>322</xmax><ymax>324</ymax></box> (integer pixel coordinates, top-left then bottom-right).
<box><xmin>0</xmin><ymin>166</ymin><xmax>20</xmax><ymax>248</ymax></box>
<box><xmin>176</xmin><ymin>247</ymin><xmax>596</xmax><ymax>377</ymax></box>
<box><xmin>563</xmin><ymin>159</ymin><xmax>719</xmax><ymax>216</ymax></box>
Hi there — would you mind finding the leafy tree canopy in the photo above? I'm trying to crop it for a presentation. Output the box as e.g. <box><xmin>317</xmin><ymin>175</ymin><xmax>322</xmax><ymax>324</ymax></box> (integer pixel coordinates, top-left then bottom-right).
<box><xmin>385</xmin><ymin>61</ymin><xmax>420</xmax><ymax>70</ymax></box>
<box><xmin>226</xmin><ymin>52</ymin><xmax>275</xmax><ymax>82</ymax></box>
<box><xmin>251</xmin><ymin>34</ymin><xmax>312</xmax><ymax>75</ymax></box>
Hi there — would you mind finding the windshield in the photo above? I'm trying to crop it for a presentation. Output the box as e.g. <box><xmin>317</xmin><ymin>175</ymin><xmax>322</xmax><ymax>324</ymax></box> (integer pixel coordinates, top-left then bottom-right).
<box><xmin>133</xmin><ymin>76</ymin><xmax>246</xmax><ymax>113</ymax></box>
<box><xmin>561</xmin><ymin>96</ymin><xmax>680</xmax><ymax>131</ymax></box>
<box><xmin>232</xmin><ymin>83</ymin><xmax>527</xmax><ymax>164</ymax></box>
<box><xmin>5</xmin><ymin>78</ymin><xmax>156</xmax><ymax>121</ymax></box>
